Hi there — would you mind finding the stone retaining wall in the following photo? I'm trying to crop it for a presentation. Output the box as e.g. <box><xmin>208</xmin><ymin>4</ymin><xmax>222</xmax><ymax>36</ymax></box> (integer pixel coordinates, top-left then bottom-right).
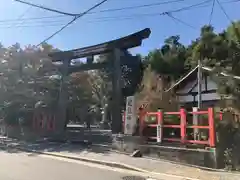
<box><xmin>111</xmin><ymin>135</ymin><xmax>219</xmax><ymax>168</ymax></box>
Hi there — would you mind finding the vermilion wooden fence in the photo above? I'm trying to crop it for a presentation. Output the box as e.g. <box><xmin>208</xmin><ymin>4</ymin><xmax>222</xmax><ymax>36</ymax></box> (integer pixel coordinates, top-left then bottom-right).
<box><xmin>32</xmin><ymin>113</ymin><xmax>55</xmax><ymax>131</ymax></box>
<box><xmin>123</xmin><ymin>108</ymin><xmax>216</xmax><ymax>147</ymax></box>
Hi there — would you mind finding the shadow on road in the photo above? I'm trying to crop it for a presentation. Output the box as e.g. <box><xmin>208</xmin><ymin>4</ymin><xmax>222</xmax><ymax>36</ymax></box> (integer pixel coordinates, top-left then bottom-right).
<box><xmin>0</xmin><ymin>145</ymin><xmax>22</xmax><ymax>154</ymax></box>
<box><xmin>0</xmin><ymin>132</ymin><xmax>112</xmax><ymax>157</ymax></box>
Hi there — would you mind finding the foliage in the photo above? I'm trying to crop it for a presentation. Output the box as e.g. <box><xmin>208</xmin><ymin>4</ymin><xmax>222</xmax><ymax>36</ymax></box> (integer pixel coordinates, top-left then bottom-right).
<box><xmin>138</xmin><ymin>21</ymin><xmax>240</xmax><ymax>169</ymax></box>
<box><xmin>135</xmin><ymin>66</ymin><xmax>178</xmax><ymax>112</ymax></box>
<box><xmin>66</xmin><ymin>71</ymin><xmax>95</xmax><ymax>123</ymax></box>
<box><xmin>147</xmin><ymin>35</ymin><xmax>189</xmax><ymax>83</ymax></box>
<box><xmin>140</xmin><ymin>22</ymin><xmax>240</xmax><ymax>110</ymax></box>
<box><xmin>0</xmin><ymin>43</ymin><xmax>145</xmax><ymax>127</ymax></box>
<box><xmin>0</xmin><ymin>43</ymin><xmax>59</xmax><ymax>125</ymax></box>
<box><xmin>96</xmin><ymin>50</ymin><xmax>144</xmax><ymax>98</ymax></box>
<box><xmin>1</xmin><ymin>20</ymin><xmax>240</xmax><ymax>133</ymax></box>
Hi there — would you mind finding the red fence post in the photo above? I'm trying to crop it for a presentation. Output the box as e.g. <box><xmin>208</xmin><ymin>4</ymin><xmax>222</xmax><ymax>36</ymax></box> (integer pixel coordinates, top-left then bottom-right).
<box><xmin>32</xmin><ymin>115</ymin><xmax>37</xmax><ymax>129</ymax></box>
<box><xmin>41</xmin><ymin>114</ymin><xmax>44</xmax><ymax>129</ymax></box>
<box><xmin>47</xmin><ymin>114</ymin><xmax>50</xmax><ymax>131</ymax></box>
<box><xmin>47</xmin><ymin>114</ymin><xmax>53</xmax><ymax>131</ymax></box>
<box><xmin>53</xmin><ymin>115</ymin><xmax>56</xmax><ymax>131</ymax></box>
<box><xmin>38</xmin><ymin>113</ymin><xmax>44</xmax><ymax>130</ymax></box>
<box><xmin>180</xmin><ymin>108</ymin><xmax>187</xmax><ymax>144</ymax></box>
<box><xmin>208</xmin><ymin>107</ymin><xmax>216</xmax><ymax>147</ymax></box>
<box><xmin>157</xmin><ymin>109</ymin><xmax>163</xmax><ymax>143</ymax></box>
<box><xmin>219</xmin><ymin>111</ymin><xmax>223</xmax><ymax>121</ymax></box>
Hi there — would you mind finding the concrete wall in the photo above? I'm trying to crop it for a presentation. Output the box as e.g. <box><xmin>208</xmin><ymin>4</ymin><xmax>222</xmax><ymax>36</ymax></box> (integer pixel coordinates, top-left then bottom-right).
<box><xmin>112</xmin><ymin>135</ymin><xmax>218</xmax><ymax>168</ymax></box>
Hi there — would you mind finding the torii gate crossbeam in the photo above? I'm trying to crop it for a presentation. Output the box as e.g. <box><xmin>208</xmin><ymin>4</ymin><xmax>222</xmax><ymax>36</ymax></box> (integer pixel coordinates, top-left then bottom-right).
<box><xmin>49</xmin><ymin>28</ymin><xmax>151</xmax><ymax>135</ymax></box>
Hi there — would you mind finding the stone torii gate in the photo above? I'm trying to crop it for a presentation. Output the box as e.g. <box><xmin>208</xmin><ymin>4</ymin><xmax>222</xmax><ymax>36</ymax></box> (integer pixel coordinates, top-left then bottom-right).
<box><xmin>48</xmin><ymin>28</ymin><xmax>151</xmax><ymax>137</ymax></box>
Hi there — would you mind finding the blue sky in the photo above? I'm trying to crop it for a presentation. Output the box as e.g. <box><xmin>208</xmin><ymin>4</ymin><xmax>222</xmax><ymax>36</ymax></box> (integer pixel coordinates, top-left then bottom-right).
<box><xmin>0</xmin><ymin>0</ymin><xmax>239</xmax><ymax>55</ymax></box>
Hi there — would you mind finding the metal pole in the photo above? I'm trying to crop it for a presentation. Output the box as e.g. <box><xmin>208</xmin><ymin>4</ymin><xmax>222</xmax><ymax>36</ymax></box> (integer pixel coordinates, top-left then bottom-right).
<box><xmin>192</xmin><ymin>107</ymin><xmax>199</xmax><ymax>140</ymax></box>
<box><xmin>197</xmin><ymin>59</ymin><xmax>202</xmax><ymax>109</ymax></box>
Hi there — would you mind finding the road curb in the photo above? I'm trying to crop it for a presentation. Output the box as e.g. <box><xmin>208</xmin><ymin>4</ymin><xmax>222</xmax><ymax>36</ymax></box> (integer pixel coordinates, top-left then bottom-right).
<box><xmin>3</xmin><ymin>143</ymin><xmax>202</xmax><ymax>180</ymax></box>
<box><xmin>39</xmin><ymin>151</ymin><xmax>200</xmax><ymax>180</ymax></box>
<box><xmin>91</xmin><ymin>143</ymin><xmax>240</xmax><ymax>175</ymax></box>
<box><xmin>39</xmin><ymin>151</ymin><xmax>145</xmax><ymax>172</ymax></box>
<box><xmin>6</xmin><ymin>144</ymin><xmax>145</xmax><ymax>172</ymax></box>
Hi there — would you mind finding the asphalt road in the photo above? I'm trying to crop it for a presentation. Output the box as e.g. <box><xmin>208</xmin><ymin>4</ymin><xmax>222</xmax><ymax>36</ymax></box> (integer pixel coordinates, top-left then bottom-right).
<box><xmin>0</xmin><ymin>150</ymin><xmax>152</xmax><ymax>180</ymax></box>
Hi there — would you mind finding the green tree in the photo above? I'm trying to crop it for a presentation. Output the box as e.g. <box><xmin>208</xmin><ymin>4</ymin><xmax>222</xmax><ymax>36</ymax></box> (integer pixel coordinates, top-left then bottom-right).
<box><xmin>147</xmin><ymin>35</ymin><xmax>187</xmax><ymax>84</ymax></box>
<box><xmin>0</xmin><ymin>43</ymin><xmax>61</xmax><ymax>126</ymax></box>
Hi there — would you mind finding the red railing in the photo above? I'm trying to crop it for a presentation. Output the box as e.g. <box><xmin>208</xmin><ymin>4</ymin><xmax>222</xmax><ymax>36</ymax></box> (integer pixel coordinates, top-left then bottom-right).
<box><xmin>32</xmin><ymin>113</ymin><xmax>56</xmax><ymax>131</ymax></box>
<box><xmin>122</xmin><ymin>108</ymin><xmax>216</xmax><ymax>147</ymax></box>
<box><xmin>145</xmin><ymin>108</ymin><xmax>216</xmax><ymax>147</ymax></box>
<box><xmin>47</xmin><ymin>114</ymin><xmax>56</xmax><ymax>131</ymax></box>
